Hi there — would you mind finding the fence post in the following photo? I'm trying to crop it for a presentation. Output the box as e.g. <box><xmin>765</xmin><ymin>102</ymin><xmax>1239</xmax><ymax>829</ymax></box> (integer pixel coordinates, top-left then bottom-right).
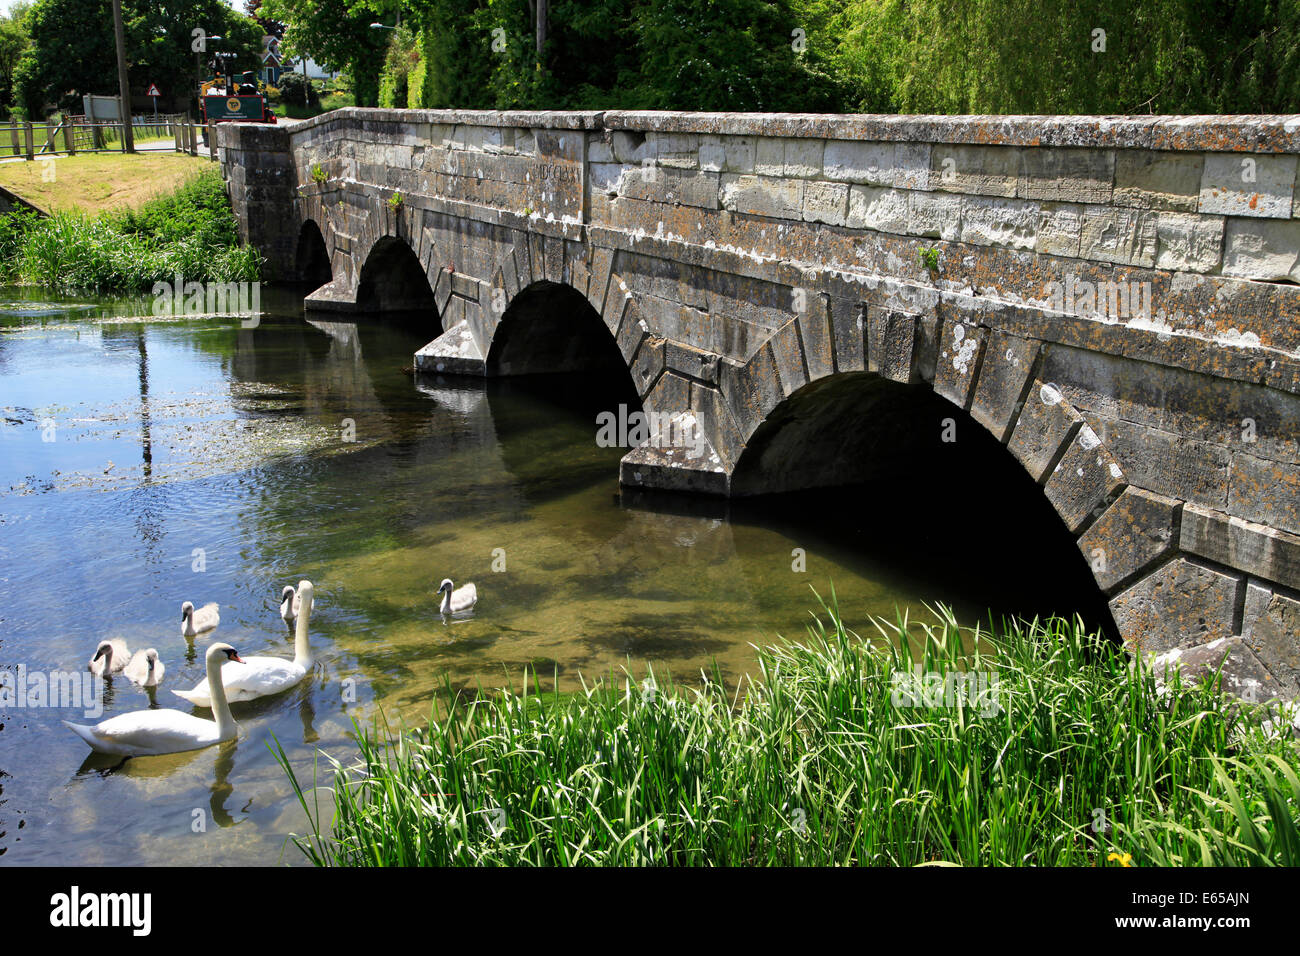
<box><xmin>8</xmin><ymin>120</ymin><xmax>17</xmax><ymax>157</ymax></box>
<box><xmin>23</xmin><ymin>121</ymin><xmax>33</xmax><ymax>161</ymax></box>
<box><xmin>63</xmin><ymin>117</ymin><xmax>75</xmax><ymax>155</ymax></box>
<box><xmin>207</xmin><ymin>120</ymin><xmax>216</xmax><ymax>160</ymax></box>
<box><xmin>44</xmin><ymin>119</ymin><xmax>55</xmax><ymax>154</ymax></box>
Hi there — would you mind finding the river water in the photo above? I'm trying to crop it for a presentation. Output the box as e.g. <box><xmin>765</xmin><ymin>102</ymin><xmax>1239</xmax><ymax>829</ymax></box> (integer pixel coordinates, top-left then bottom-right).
<box><xmin>0</xmin><ymin>287</ymin><xmax>1099</xmax><ymax>865</ymax></box>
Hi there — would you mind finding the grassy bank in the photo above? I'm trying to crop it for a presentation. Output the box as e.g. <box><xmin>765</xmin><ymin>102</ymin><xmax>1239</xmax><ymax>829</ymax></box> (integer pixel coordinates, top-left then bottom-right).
<box><xmin>277</xmin><ymin>603</ymin><xmax>1300</xmax><ymax>866</ymax></box>
<box><xmin>0</xmin><ymin>166</ymin><xmax>260</xmax><ymax>293</ymax></box>
<box><xmin>0</xmin><ymin>152</ymin><xmax>208</xmax><ymax>215</ymax></box>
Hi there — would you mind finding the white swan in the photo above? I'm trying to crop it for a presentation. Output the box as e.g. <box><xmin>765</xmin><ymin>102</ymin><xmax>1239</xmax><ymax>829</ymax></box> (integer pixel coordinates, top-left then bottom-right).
<box><xmin>173</xmin><ymin>580</ymin><xmax>314</xmax><ymax>707</ymax></box>
<box><xmin>64</xmin><ymin>643</ymin><xmax>243</xmax><ymax>756</ymax></box>
<box><xmin>280</xmin><ymin>584</ymin><xmax>311</xmax><ymax>626</ymax></box>
<box><xmin>123</xmin><ymin>648</ymin><xmax>165</xmax><ymax>687</ymax></box>
<box><xmin>88</xmin><ymin>639</ymin><xmax>130</xmax><ymax>677</ymax></box>
<box><xmin>182</xmin><ymin>600</ymin><xmax>220</xmax><ymax>638</ymax></box>
<box><xmin>438</xmin><ymin>578</ymin><xmax>477</xmax><ymax>615</ymax></box>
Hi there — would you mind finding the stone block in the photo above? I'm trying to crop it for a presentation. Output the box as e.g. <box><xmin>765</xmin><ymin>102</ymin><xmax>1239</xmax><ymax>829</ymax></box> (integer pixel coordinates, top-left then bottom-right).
<box><xmin>1077</xmin><ymin>487</ymin><xmax>1182</xmax><ymax>593</ymax></box>
<box><xmin>1007</xmin><ymin>381</ymin><xmax>1084</xmax><ymax>482</ymax></box>
<box><xmin>1221</xmin><ymin>218</ymin><xmax>1300</xmax><ymax>282</ymax></box>
<box><xmin>1079</xmin><ymin>206</ymin><xmax>1158</xmax><ymax>267</ymax></box>
<box><xmin>798</xmin><ymin>295</ymin><xmax>835</xmax><ymax>381</ymax></box>
<box><xmin>769</xmin><ymin>319</ymin><xmax>808</xmax><ymax>397</ymax></box>
<box><xmin>720</xmin><ymin>342</ymin><xmax>783</xmax><ymax>442</ymax></box>
<box><xmin>933</xmin><ymin>319</ymin><xmax>985</xmax><ymax>410</ymax></box>
<box><xmin>1018</xmin><ymin>148</ymin><xmax>1114</xmax><ymax>203</ymax></box>
<box><xmin>1146</xmin><ymin>636</ymin><xmax>1291</xmax><ymax>704</ymax></box>
<box><xmin>960</xmin><ymin>196</ymin><xmax>1039</xmax><ymax>250</ymax></box>
<box><xmin>1198</xmin><ymin>152</ymin><xmax>1296</xmax><ymax>218</ymax></box>
<box><xmin>720</xmin><ymin>174</ymin><xmax>804</xmax><ymax>219</ymax></box>
<box><xmin>1035</xmin><ymin>202</ymin><xmax>1084</xmax><ymax>258</ymax></box>
<box><xmin>931</xmin><ymin>144</ymin><xmax>1020</xmax><ymax>197</ymax></box>
<box><xmin>1114</xmin><ymin>150</ymin><xmax>1203</xmax><ymax>211</ymax></box>
<box><xmin>721</xmin><ymin>136</ymin><xmax>756</xmax><ymax>173</ymax></box>
<box><xmin>699</xmin><ymin>136</ymin><xmax>726</xmax><ymax>172</ymax></box>
<box><xmin>754</xmin><ymin>137</ymin><xmax>787</xmax><ymax>176</ymax></box>
<box><xmin>1227</xmin><ymin>449</ymin><xmax>1300</xmax><ymax>538</ymax></box>
<box><xmin>802</xmin><ymin>180</ymin><xmax>849</xmax><ymax>226</ymax></box>
<box><xmin>829</xmin><ymin>296</ymin><xmax>866</xmax><ymax>373</ymax></box>
<box><xmin>587</xmin><ymin>136</ymin><xmax>614</xmax><ymax>164</ymax></box>
<box><xmin>908</xmin><ymin>191</ymin><xmax>962</xmax><ymax>241</ymax></box>
<box><xmin>645</xmin><ymin>370</ymin><xmax>692</xmax><ymax>418</ymax></box>
<box><xmin>969</xmin><ymin>331</ymin><xmax>1038</xmax><ymax>441</ymax></box>
<box><xmin>1110</xmin><ymin>558</ymin><xmax>1244</xmax><ymax>653</ymax></box>
<box><xmin>620</xmin><ymin>166</ymin><xmax>720</xmax><ymax>209</ymax></box>
<box><xmin>823</xmin><ymin>140</ymin><xmax>931</xmax><ymax>189</ymax></box>
<box><xmin>612</xmin><ymin>131</ymin><xmax>653</xmax><ymax>164</ymax></box>
<box><xmin>1180</xmin><ymin>502</ymin><xmax>1300</xmax><ymax>588</ymax></box>
<box><xmin>651</xmin><ymin>132</ymin><xmax>699</xmax><ymax>168</ymax></box>
<box><xmin>630</xmin><ymin>335</ymin><xmax>666</xmax><ymax>398</ymax></box>
<box><xmin>867</xmin><ymin>310</ymin><xmax>923</xmax><ymax>384</ymax></box>
<box><xmin>1043</xmin><ymin>424</ymin><xmax>1126</xmax><ymax>532</ymax></box>
<box><xmin>1154</xmin><ymin>212</ymin><xmax>1224</xmax><ymax>273</ymax></box>
<box><xmin>847</xmin><ymin>185</ymin><xmax>909</xmax><ymax>234</ymax></box>
<box><xmin>1242</xmin><ymin>592</ymin><xmax>1300</xmax><ymax>693</ymax></box>
<box><xmin>784</xmin><ymin>138</ymin><xmax>825</xmax><ymax>178</ymax></box>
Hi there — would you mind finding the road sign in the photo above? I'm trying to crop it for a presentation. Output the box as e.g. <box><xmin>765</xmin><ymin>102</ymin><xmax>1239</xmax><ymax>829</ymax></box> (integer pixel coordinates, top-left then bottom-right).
<box><xmin>145</xmin><ymin>83</ymin><xmax>161</xmax><ymax>97</ymax></box>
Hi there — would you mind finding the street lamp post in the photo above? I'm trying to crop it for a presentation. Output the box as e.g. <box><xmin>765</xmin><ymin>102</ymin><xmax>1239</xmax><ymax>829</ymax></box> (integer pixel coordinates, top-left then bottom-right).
<box><xmin>195</xmin><ymin>34</ymin><xmax>223</xmax><ymax>119</ymax></box>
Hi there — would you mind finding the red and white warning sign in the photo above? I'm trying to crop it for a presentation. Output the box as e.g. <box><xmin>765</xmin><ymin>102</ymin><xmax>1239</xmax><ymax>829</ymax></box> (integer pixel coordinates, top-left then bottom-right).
<box><xmin>145</xmin><ymin>83</ymin><xmax>161</xmax><ymax>97</ymax></box>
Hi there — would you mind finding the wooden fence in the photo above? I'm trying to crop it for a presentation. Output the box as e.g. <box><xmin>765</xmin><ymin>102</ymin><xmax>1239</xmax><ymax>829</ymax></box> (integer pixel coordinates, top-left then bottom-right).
<box><xmin>2</xmin><ymin>115</ymin><xmax>219</xmax><ymax>161</ymax></box>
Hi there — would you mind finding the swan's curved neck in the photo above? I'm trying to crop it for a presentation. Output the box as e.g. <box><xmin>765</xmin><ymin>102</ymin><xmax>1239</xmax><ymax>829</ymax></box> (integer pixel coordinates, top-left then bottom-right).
<box><xmin>440</xmin><ymin>589</ymin><xmax>451</xmax><ymax>615</ymax></box>
<box><xmin>293</xmin><ymin>584</ymin><xmax>313</xmax><ymax>668</ymax></box>
<box><xmin>207</xmin><ymin>652</ymin><xmax>236</xmax><ymax>739</ymax></box>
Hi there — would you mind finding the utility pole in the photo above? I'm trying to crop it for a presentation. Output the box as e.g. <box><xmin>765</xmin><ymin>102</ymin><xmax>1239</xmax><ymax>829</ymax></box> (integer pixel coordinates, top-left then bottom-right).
<box><xmin>536</xmin><ymin>0</ymin><xmax>547</xmax><ymax>54</ymax></box>
<box><xmin>111</xmin><ymin>0</ymin><xmax>134</xmax><ymax>152</ymax></box>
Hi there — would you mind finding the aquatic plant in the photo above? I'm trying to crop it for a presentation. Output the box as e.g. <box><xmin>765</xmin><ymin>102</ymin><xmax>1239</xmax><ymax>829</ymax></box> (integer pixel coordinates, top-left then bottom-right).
<box><xmin>276</xmin><ymin>601</ymin><xmax>1300</xmax><ymax>867</ymax></box>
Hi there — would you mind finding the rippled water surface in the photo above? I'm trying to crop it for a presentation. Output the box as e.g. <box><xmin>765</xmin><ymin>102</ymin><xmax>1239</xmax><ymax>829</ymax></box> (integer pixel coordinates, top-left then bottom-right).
<box><xmin>0</xmin><ymin>286</ymin><xmax>1099</xmax><ymax>865</ymax></box>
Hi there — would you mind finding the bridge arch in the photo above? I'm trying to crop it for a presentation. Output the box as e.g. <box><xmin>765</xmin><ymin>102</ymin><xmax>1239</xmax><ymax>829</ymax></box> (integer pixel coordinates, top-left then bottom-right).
<box><xmin>487</xmin><ymin>280</ymin><xmax>629</xmax><ymax>380</ymax></box>
<box><xmin>295</xmin><ymin>219</ymin><xmax>333</xmax><ymax>291</ymax></box>
<box><xmin>355</xmin><ymin>234</ymin><xmax>440</xmax><ymax>330</ymax></box>
<box><xmin>729</xmin><ymin>366</ymin><xmax>1120</xmax><ymax>636</ymax></box>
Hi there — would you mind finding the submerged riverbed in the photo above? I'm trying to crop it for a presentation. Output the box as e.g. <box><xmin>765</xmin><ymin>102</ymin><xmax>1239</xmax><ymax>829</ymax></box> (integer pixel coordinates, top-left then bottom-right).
<box><xmin>0</xmin><ymin>287</ymin><xmax>1101</xmax><ymax>865</ymax></box>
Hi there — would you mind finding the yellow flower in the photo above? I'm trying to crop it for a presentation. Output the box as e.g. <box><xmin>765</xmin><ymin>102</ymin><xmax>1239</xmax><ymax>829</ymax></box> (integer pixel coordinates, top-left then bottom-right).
<box><xmin>1107</xmin><ymin>852</ymin><xmax>1133</xmax><ymax>867</ymax></box>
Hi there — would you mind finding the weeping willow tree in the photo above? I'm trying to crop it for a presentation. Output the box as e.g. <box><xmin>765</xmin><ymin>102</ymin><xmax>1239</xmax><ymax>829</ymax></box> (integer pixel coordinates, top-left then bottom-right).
<box><xmin>822</xmin><ymin>0</ymin><xmax>1300</xmax><ymax>114</ymax></box>
<box><xmin>376</xmin><ymin>0</ymin><xmax>1299</xmax><ymax>113</ymax></box>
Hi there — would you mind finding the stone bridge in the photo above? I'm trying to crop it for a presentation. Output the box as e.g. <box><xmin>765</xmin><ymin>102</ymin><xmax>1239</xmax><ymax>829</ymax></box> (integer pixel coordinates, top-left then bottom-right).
<box><xmin>220</xmin><ymin>108</ymin><xmax>1300</xmax><ymax>693</ymax></box>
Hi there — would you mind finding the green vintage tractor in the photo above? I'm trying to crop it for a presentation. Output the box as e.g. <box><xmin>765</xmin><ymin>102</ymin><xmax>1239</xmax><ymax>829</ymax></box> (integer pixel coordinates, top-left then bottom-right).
<box><xmin>199</xmin><ymin>70</ymin><xmax>277</xmax><ymax>144</ymax></box>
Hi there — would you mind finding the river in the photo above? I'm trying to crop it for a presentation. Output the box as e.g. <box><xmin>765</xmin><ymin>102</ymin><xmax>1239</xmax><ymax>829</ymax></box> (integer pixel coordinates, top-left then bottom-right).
<box><xmin>0</xmin><ymin>286</ymin><xmax>1104</xmax><ymax>865</ymax></box>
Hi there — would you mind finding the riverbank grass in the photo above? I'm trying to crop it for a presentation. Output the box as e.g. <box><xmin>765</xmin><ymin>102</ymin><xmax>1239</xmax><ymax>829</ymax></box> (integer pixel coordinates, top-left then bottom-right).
<box><xmin>0</xmin><ymin>152</ymin><xmax>208</xmax><ymax>215</ymax></box>
<box><xmin>277</xmin><ymin>603</ymin><xmax>1300</xmax><ymax>866</ymax></box>
<box><xmin>0</xmin><ymin>166</ymin><xmax>260</xmax><ymax>292</ymax></box>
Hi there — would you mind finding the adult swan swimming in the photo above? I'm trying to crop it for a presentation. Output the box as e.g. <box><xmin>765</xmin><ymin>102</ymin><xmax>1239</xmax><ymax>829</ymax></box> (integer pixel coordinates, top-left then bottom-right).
<box><xmin>173</xmin><ymin>580</ymin><xmax>315</xmax><ymax>707</ymax></box>
<box><xmin>63</xmin><ymin>643</ymin><xmax>244</xmax><ymax>756</ymax></box>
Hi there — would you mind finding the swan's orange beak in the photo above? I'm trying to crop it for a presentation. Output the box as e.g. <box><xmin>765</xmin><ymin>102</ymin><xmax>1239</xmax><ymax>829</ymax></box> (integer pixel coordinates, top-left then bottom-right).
<box><xmin>230</xmin><ymin>652</ymin><xmax>245</xmax><ymax>663</ymax></box>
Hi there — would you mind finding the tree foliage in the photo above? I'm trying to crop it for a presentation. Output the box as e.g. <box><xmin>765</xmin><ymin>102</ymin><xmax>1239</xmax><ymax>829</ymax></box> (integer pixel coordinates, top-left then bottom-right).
<box><xmin>13</xmin><ymin>0</ymin><xmax>263</xmax><ymax>115</ymax></box>
<box><xmin>262</xmin><ymin>0</ymin><xmax>391</xmax><ymax>106</ymax></box>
